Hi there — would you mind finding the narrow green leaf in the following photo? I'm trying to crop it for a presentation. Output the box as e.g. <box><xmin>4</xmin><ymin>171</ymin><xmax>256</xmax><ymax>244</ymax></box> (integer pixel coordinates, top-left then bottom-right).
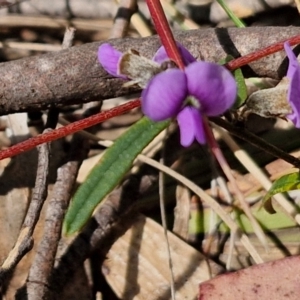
<box><xmin>63</xmin><ymin>117</ymin><xmax>169</xmax><ymax>235</ymax></box>
<box><xmin>220</xmin><ymin>55</ymin><xmax>247</xmax><ymax>108</ymax></box>
<box><xmin>263</xmin><ymin>172</ymin><xmax>300</xmax><ymax>213</ymax></box>
<box><xmin>233</xmin><ymin>67</ymin><xmax>248</xmax><ymax>108</ymax></box>
<box><xmin>216</xmin><ymin>0</ymin><xmax>246</xmax><ymax>28</ymax></box>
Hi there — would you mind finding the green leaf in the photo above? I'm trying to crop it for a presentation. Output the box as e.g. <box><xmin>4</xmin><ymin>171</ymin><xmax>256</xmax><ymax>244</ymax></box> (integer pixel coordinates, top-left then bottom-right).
<box><xmin>63</xmin><ymin>117</ymin><xmax>170</xmax><ymax>235</ymax></box>
<box><xmin>233</xmin><ymin>67</ymin><xmax>248</xmax><ymax>108</ymax></box>
<box><xmin>220</xmin><ymin>55</ymin><xmax>247</xmax><ymax>108</ymax></box>
<box><xmin>263</xmin><ymin>172</ymin><xmax>300</xmax><ymax>213</ymax></box>
<box><xmin>216</xmin><ymin>0</ymin><xmax>246</xmax><ymax>28</ymax></box>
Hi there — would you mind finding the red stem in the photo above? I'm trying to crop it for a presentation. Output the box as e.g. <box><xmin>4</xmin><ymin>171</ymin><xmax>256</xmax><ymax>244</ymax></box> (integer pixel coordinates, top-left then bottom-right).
<box><xmin>1</xmin><ymin>10</ymin><xmax>300</xmax><ymax>160</ymax></box>
<box><xmin>226</xmin><ymin>34</ymin><xmax>300</xmax><ymax>71</ymax></box>
<box><xmin>146</xmin><ymin>0</ymin><xmax>185</xmax><ymax>69</ymax></box>
<box><xmin>0</xmin><ymin>99</ymin><xmax>140</xmax><ymax>160</ymax></box>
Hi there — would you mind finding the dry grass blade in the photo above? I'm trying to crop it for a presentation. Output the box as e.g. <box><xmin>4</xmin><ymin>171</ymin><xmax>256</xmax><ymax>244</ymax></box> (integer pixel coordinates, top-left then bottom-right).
<box><xmin>137</xmin><ymin>155</ymin><xmax>264</xmax><ymax>264</ymax></box>
<box><xmin>159</xmin><ymin>156</ymin><xmax>176</xmax><ymax>300</ymax></box>
<box><xmin>173</xmin><ymin>185</ymin><xmax>190</xmax><ymax>241</ymax></box>
<box><xmin>215</xmin><ymin>124</ymin><xmax>300</xmax><ymax>225</ymax></box>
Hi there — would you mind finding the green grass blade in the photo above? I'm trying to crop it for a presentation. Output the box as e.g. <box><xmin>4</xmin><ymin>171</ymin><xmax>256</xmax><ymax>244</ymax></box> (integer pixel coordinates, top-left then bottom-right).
<box><xmin>63</xmin><ymin>117</ymin><xmax>170</xmax><ymax>235</ymax></box>
<box><xmin>216</xmin><ymin>0</ymin><xmax>246</xmax><ymax>28</ymax></box>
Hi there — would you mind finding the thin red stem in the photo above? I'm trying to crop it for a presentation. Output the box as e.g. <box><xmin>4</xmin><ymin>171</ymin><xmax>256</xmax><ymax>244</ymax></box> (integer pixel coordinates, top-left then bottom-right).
<box><xmin>0</xmin><ymin>99</ymin><xmax>141</xmax><ymax>160</ymax></box>
<box><xmin>226</xmin><ymin>34</ymin><xmax>300</xmax><ymax>71</ymax></box>
<box><xmin>203</xmin><ymin>117</ymin><xmax>267</xmax><ymax>249</ymax></box>
<box><xmin>1</xmin><ymin>23</ymin><xmax>300</xmax><ymax>160</ymax></box>
<box><xmin>146</xmin><ymin>0</ymin><xmax>185</xmax><ymax>69</ymax></box>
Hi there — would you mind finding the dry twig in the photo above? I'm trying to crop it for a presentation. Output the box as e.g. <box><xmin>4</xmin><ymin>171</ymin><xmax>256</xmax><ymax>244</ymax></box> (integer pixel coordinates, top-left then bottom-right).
<box><xmin>110</xmin><ymin>0</ymin><xmax>138</xmax><ymax>39</ymax></box>
<box><xmin>0</xmin><ymin>27</ymin><xmax>297</xmax><ymax>115</ymax></box>
<box><xmin>0</xmin><ymin>135</ymin><xmax>50</xmax><ymax>288</ymax></box>
<box><xmin>24</xmin><ymin>135</ymin><xmax>89</xmax><ymax>300</ymax></box>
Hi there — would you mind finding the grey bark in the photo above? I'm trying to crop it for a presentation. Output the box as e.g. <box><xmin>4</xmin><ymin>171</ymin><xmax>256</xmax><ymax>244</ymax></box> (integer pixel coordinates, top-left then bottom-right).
<box><xmin>0</xmin><ymin>26</ymin><xmax>298</xmax><ymax>115</ymax></box>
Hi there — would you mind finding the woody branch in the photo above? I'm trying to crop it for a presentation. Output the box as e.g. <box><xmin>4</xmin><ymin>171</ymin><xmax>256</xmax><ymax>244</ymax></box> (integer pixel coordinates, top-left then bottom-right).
<box><xmin>0</xmin><ymin>26</ymin><xmax>298</xmax><ymax>116</ymax></box>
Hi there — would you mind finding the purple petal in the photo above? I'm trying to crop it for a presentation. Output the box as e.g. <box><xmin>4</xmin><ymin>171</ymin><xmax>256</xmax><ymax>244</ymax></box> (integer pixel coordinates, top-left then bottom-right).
<box><xmin>153</xmin><ymin>42</ymin><xmax>196</xmax><ymax>66</ymax></box>
<box><xmin>287</xmin><ymin>72</ymin><xmax>300</xmax><ymax>127</ymax></box>
<box><xmin>284</xmin><ymin>42</ymin><xmax>300</xmax><ymax>127</ymax></box>
<box><xmin>284</xmin><ymin>42</ymin><xmax>299</xmax><ymax>79</ymax></box>
<box><xmin>177</xmin><ymin>106</ymin><xmax>206</xmax><ymax>146</ymax></box>
<box><xmin>98</xmin><ymin>43</ymin><xmax>126</xmax><ymax>78</ymax></box>
<box><xmin>185</xmin><ymin>62</ymin><xmax>237</xmax><ymax>116</ymax></box>
<box><xmin>141</xmin><ymin>69</ymin><xmax>187</xmax><ymax>121</ymax></box>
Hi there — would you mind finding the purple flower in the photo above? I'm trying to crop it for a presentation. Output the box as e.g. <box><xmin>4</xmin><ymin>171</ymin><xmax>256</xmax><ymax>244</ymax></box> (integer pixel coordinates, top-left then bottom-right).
<box><xmin>284</xmin><ymin>42</ymin><xmax>300</xmax><ymax>128</ymax></box>
<box><xmin>98</xmin><ymin>42</ymin><xmax>237</xmax><ymax>147</ymax></box>
<box><xmin>98</xmin><ymin>43</ymin><xmax>127</xmax><ymax>78</ymax></box>
<box><xmin>98</xmin><ymin>42</ymin><xmax>195</xmax><ymax>80</ymax></box>
<box><xmin>141</xmin><ymin>61</ymin><xmax>237</xmax><ymax>146</ymax></box>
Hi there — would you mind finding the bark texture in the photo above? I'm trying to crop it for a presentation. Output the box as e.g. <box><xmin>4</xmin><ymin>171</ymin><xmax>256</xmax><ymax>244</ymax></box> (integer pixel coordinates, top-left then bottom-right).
<box><xmin>0</xmin><ymin>26</ymin><xmax>298</xmax><ymax>115</ymax></box>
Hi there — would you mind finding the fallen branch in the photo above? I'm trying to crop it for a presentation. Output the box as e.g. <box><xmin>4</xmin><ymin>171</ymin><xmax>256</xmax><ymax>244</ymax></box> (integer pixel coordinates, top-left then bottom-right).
<box><xmin>0</xmin><ymin>27</ymin><xmax>298</xmax><ymax>115</ymax></box>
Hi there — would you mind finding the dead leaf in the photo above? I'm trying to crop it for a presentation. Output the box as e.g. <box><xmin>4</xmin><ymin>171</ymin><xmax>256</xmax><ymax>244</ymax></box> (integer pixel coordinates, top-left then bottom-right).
<box><xmin>103</xmin><ymin>214</ymin><xmax>222</xmax><ymax>300</ymax></box>
<box><xmin>199</xmin><ymin>255</ymin><xmax>300</xmax><ymax>300</ymax></box>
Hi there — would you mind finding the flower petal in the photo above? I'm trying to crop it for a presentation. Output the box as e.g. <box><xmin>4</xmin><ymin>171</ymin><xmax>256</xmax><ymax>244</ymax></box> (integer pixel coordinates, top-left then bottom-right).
<box><xmin>185</xmin><ymin>62</ymin><xmax>237</xmax><ymax>116</ymax></box>
<box><xmin>177</xmin><ymin>106</ymin><xmax>206</xmax><ymax>146</ymax></box>
<box><xmin>153</xmin><ymin>42</ymin><xmax>196</xmax><ymax>66</ymax></box>
<box><xmin>98</xmin><ymin>43</ymin><xmax>126</xmax><ymax>78</ymax></box>
<box><xmin>284</xmin><ymin>42</ymin><xmax>300</xmax><ymax>127</ymax></box>
<box><xmin>287</xmin><ymin>75</ymin><xmax>300</xmax><ymax>127</ymax></box>
<box><xmin>284</xmin><ymin>42</ymin><xmax>299</xmax><ymax>79</ymax></box>
<box><xmin>141</xmin><ymin>69</ymin><xmax>187</xmax><ymax>121</ymax></box>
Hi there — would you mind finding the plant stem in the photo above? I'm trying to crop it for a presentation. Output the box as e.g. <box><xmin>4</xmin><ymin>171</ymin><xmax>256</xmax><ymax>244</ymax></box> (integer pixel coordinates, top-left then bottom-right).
<box><xmin>0</xmin><ymin>99</ymin><xmax>140</xmax><ymax>160</ymax></box>
<box><xmin>226</xmin><ymin>34</ymin><xmax>300</xmax><ymax>71</ymax></box>
<box><xmin>210</xmin><ymin>117</ymin><xmax>300</xmax><ymax>168</ymax></box>
<box><xmin>203</xmin><ymin>117</ymin><xmax>268</xmax><ymax>248</ymax></box>
<box><xmin>146</xmin><ymin>0</ymin><xmax>184</xmax><ymax>69</ymax></box>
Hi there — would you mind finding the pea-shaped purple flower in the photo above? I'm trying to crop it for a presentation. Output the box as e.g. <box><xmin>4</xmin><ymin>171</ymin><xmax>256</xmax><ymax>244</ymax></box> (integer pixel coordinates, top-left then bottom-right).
<box><xmin>98</xmin><ymin>42</ymin><xmax>237</xmax><ymax>146</ymax></box>
<box><xmin>141</xmin><ymin>62</ymin><xmax>237</xmax><ymax>146</ymax></box>
<box><xmin>98</xmin><ymin>42</ymin><xmax>195</xmax><ymax>85</ymax></box>
<box><xmin>284</xmin><ymin>42</ymin><xmax>300</xmax><ymax>128</ymax></box>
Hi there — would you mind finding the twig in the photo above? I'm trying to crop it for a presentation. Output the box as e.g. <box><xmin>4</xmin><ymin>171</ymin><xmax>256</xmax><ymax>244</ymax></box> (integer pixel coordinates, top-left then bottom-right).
<box><xmin>62</xmin><ymin>27</ymin><xmax>76</xmax><ymax>49</ymax></box>
<box><xmin>0</xmin><ymin>41</ymin><xmax>61</xmax><ymax>52</ymax></box>
<box><xmin>210</xmin><ymin>117</ymin><xmax>300</xmax><ymax>168</ymax></box>
<box><xmin>0</xmin><ymin>15</ymin><xmax>113</xmax><ymax>32</ymax></box>
<box><xmin>19</xmin><ymin>26</ymin><xmax>80</xmax><ymax>299</ymax></box>
<box><xmin>46</xmin><ymin>175</ymin><xmax>147</xmax><ymax>295</ymax></box>
<box><xmin>0</xmin><ymin>135</ymin><xmax>50</xmax><ymax>287</ymax></box>
<box><xmin>159</xmin><ymin>156</ymin><xmax>176</xmax><ymax>300</ymax></box>
<box><xmin>110</xmin><ymin>0</ymin><xmax>137</xmax><ymax>38</ymax></box>
<box><xmin>24</xmin><ymin>135</ymin><xmax>89</xmax><ymax>300</ymax></box>
<box><xmin>0</xmin><ymin>27</ymin><xmax>298</xmax><ymax>115</ymax></box>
